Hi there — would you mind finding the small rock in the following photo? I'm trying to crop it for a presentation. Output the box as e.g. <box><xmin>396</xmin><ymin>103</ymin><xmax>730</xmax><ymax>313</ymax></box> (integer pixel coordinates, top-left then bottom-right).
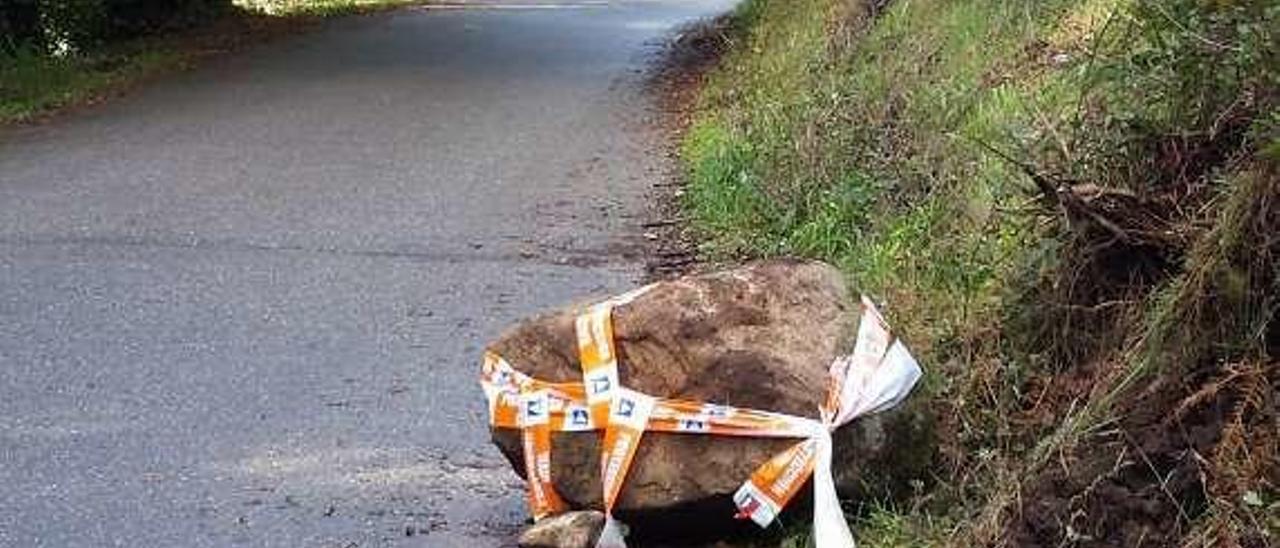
<box><xmin>518</xmin><ymin>511</ymin><xmax>605</xmax><ymax>548</ymax></box>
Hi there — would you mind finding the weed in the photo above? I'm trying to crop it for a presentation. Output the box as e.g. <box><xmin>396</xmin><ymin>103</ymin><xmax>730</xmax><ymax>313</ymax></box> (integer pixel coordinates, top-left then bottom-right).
<box><xmin>0</xmin><ymin>43</ymin><xmax>179</xmax><ymax>122</ymax></box>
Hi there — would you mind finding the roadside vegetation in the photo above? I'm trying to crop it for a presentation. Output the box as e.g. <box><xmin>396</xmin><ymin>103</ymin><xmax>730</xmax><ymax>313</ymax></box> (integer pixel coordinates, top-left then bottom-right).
<box><xmin>682</xmin><ymin>0</ymin><xmax>1277</xmax><ymax>545</ymax></box>
<box><xmin>0</xmin><ymin>0</ymin><xmax>421</xmax><ymax>124</ymax></box>
<box><xmin>233</xmin><ymin>0</ymin><xmax>421</xmax><ymax>16</ymax></box>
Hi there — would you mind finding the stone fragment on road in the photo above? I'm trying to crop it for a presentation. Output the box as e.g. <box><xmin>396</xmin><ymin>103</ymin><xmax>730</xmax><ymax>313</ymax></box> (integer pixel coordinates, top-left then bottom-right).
<box><xmin>517</xmin><ymin>510</ymin><xmax>605</xmax><ymax>548</ymax></box>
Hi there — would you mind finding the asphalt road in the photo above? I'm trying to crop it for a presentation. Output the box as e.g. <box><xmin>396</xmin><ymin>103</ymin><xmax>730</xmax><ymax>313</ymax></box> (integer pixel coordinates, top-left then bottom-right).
<box><xmin>0</xmin><ymin>1</ymin><xmax>734</xmax><ymax>545</ymax></box>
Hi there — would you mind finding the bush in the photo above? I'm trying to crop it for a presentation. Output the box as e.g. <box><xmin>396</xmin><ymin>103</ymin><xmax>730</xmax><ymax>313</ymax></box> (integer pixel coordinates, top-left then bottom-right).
<box><xmin>102</xmin><ymin>0</ymin><xmax>233</xmax><ymax>39</ymax></box>
<box><xmin>39</xmin><ymin>0</ymin><xmax>107</xmax><ymax>54</ymax></box>
<box><xmin>0</xmin><ymin>0</ymin><xmax>232</xmax><ymax>54</ymax></box>
<box><xmin>1</xmin><ymin>0</ymin><xmax>43</xmax><ymax>51</ymax></box>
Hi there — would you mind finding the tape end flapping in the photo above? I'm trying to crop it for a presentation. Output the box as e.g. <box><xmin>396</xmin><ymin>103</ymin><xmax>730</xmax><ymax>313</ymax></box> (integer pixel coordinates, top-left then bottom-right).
<box><xmin>812</xmin><ymin>429</ymin><xmax>857</xmax><ymax>548</ymax></box>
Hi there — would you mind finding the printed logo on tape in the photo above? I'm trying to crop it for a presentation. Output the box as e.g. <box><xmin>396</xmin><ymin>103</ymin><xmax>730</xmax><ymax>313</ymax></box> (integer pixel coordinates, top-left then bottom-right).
<box><xmin>519</xmin><ymin>391</ymin><xmax>551</xmax><ymax>428</ymax></box>
<box><xmin>482</xmin><ymin>290</ymin><xmax>923</xmax><ymax>547</ymax></box>
<box><xmin>563</xmin><ymin>403</ymin><xmax>594</xmax><ymax>431</ymax></box>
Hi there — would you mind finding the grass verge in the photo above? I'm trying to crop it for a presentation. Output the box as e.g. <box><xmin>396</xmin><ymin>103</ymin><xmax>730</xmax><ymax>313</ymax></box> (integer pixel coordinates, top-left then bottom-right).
<box><xmin>682</xmin><ymin>0</ymin><xmax>1278</xmax><ymax>545</ymax></box>
<box><xmin>1</xmin><ymin>41</ymin><xmax>181</xmax><ymax>123</ymax></box>
<box><xmin>0</xmin><ymin>0</ymin><xmax>426</xmax><ymax>126</ymax></box>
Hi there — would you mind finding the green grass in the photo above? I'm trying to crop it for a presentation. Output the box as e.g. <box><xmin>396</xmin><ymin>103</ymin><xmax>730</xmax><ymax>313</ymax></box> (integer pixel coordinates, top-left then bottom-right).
<box><xmin>685</xmin><ymin>0</ymin><xmax>1095</xmax><ymax>369</ymax></box>
<box><xmin>854</xmin><ymin>503</ymin><xmax>955</xmax><ymax>548</ymax></box>
<box><xmin>0</xmin><ymin>0</ymin><xmax>427</xmax><ymax>125</ymax></box>
<box><xmin>0</xmin><ymin>44</ymin><xmax>183</xmax><ymax>123</ymax></box>
<box><xmin>683</xmin><ymin>0</ymin><xmax>1277</xmax><ymax>544</ymax></box>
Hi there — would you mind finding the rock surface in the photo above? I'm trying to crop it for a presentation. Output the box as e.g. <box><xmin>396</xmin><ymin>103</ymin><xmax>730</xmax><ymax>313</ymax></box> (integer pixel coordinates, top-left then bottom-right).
<box><xmin>517</xmin><ymin>511</ymin><xmax>605</xmax><ymax>548</ymax></box>
<box><xmin>488</xmin><ymin>260</ymin><xmax>933</xmax><ymax>537</ymax></box>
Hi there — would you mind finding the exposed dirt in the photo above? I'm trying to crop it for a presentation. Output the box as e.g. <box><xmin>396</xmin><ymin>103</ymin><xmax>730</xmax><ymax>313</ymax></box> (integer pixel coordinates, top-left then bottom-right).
<box><xmin>1010</xmin><ymin>372</ymin><xmax>1222</xmax><ymax>546</ymax></box>
<box><xmin>1011</xmin><ymin>360</ymin><xmax>1101</xmax><ymax>434</ymax></box>
<box><xmin>1007</xmin><ymin>360</ymin><xmax>1279</xmax><ymax>547</ymax></box>
<box><xmin>640</xmin><ymin>14</ymin><xmax>737</xmax><ymax>281</ymax></box>
<box><xmin>1004</xmin><ymin>161</ymin><xmax>1280</xmax><ymax>548</ymax></box>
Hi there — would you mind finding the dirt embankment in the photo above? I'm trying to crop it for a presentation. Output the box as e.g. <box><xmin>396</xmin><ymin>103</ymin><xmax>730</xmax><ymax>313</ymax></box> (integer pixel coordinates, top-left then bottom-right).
<box><xmin>672</xmin><ymin>0</ymin><xmax>1280</xmax><ymax>545</ymax></box>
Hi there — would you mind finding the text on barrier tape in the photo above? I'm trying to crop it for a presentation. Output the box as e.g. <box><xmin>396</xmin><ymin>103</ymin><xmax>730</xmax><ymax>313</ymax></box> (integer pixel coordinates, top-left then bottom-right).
<box><xmin>480</xmin><ymin>288</ymin><xmax>922</xmax><ymax>548</ymax></box>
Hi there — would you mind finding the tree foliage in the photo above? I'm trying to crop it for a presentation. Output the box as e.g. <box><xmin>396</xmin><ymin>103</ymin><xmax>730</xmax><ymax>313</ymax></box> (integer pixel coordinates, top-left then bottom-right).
<box><xmin>1</xmin><ymin>0</ymin><xmax>232</xmax><ymax>53</ymax></box>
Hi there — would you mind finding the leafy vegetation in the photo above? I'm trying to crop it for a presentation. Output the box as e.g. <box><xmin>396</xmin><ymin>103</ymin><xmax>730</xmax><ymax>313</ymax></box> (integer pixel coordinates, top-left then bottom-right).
<box><xmin>0</xmin><ymin>40</ymin><xmax>180</xmax><ymax>122</ymax></box>
<box><xmin>234</xmin><ymin>0</ymin><xmax>422</xmax><ymax>16</ymax></box>
<box><xmin>1</xmin><ymin>0</ymin><xmax>234</xmax><ymax>54</ymax></box>
<box><xmin>682</xmin><ymin>0</ymin><xmax>1278</xmax><ymax>545</ymax></box>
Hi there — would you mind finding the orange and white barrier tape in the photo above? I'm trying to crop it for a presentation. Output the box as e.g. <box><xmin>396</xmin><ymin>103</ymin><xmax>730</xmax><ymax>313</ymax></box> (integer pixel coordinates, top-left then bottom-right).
<box><xmin>519</xmin><ymin>389</ymin><xmax>567</xmax><ymax>519</ymax></box>
<box><xmin>480</xmin><ymin>289</ymin><xmax>922</xmax><ymax>548</ymax></box>
<box><xmin>596</xmin><ymin>388</ymin><xmax>656</xmax><ymax>547</ymax></box>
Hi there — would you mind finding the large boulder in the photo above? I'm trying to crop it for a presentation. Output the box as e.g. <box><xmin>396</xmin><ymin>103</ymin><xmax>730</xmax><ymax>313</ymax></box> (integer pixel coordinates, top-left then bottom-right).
<box><xmin>487</xmin><ymin>260</ymin><xmax>933</xmax><ymax>541</ymax></box>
